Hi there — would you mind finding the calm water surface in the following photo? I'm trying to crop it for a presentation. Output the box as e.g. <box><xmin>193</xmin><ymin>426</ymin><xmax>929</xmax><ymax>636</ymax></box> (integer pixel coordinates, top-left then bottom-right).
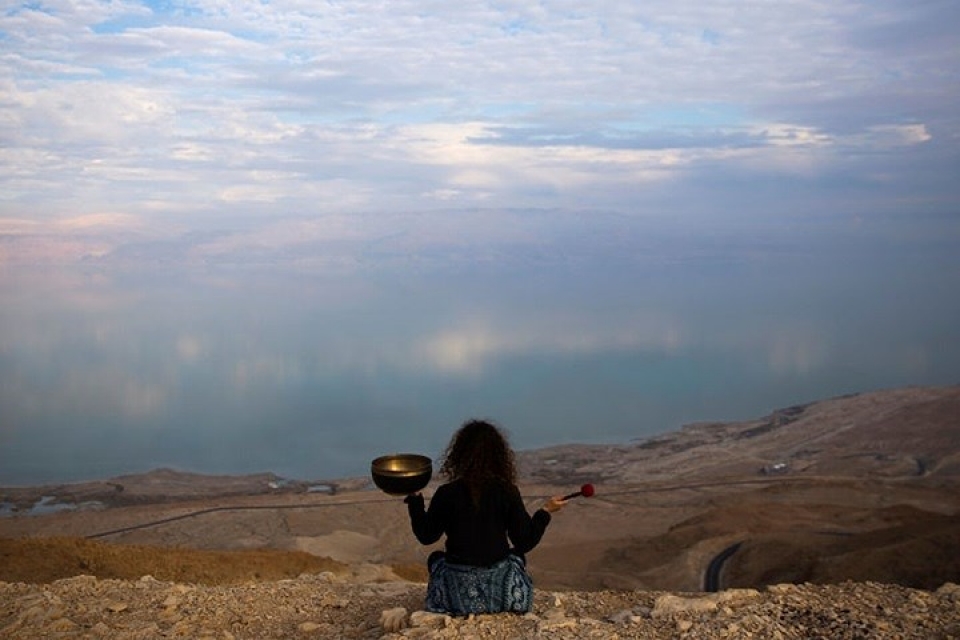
<box><xmin>2</xmin><ymin>231</ymin><xmax>959</xmax><ymax>484</ymax></box>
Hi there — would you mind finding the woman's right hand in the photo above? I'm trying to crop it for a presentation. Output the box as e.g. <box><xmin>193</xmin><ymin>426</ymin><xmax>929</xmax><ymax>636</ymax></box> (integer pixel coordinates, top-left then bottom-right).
<box><xmin>542</xmin><ymin>496</ymin><xmax>568</xmax><ymax>513</ymax></box>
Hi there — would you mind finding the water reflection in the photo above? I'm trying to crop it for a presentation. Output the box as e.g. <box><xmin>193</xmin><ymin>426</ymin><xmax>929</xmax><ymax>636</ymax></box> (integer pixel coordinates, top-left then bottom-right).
<box><xmin>1</xmin><ymin>252</ymin><xmax>958</xmax><ymax>485</ymax></box>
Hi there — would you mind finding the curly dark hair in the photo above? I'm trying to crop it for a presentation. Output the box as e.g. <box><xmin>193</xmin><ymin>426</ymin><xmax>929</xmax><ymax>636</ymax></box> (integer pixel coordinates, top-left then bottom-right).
<box><xmin>440</xmin><ymin>419</ymin><xmax>517</xmax><ymax>492</ymax></box>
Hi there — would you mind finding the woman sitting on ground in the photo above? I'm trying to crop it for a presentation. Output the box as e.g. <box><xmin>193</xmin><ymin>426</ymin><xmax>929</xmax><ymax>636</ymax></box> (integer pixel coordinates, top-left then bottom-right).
<box><xmin>404</xmin><ymin>419</ymin><xmax>567</xmax><ymax>615</ymax></box>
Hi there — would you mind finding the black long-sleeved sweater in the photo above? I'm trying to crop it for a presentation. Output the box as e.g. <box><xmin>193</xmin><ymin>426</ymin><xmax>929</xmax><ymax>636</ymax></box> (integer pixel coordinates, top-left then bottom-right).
<box><xmin>405</xmin><ymin>479</ymin><xmax>551</xmax><ymax>567</ymax></box>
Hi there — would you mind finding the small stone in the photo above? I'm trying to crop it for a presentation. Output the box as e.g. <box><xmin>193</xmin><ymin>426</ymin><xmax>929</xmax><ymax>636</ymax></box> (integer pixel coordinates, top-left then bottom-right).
<box><xmin>409</xmin><ymin>610</ymin><xmax>451</xmax><ymax>628</ymax></box>
<box><xmin>47</xmin><ymin>617</ymin><xmax>78</xmax><ymax>632</ymax></box>
<box><xmin>308</xmin><ymin>571</ymin><xmax>336</xmax><ymax>582</ymax></box>
<box><xmin>539</xmin><ymin>608</ymin><xmax>576</xmax><ymax>631</ymax></box>
<box><xmin>653</xmin><ymin>594</ymin><xmax>719</xmax><ymax>617</ymax></box>
<box><xmin>937</xmin><ymin>583</ymin><xmax>960</xmax><ymax>602</ymax></box>
<box><xmin>380</xmin><ymin>606</ymin><xmax>408</xmax><ymax>632</ymax></box>
<box><xmin>91</xmin><ymin>622</ymin><xmax>112</xmax><ymax>635</ymax></box>
<box><xmin>106</xmin><ymin>601</ymin><xmax>129</xmax><ymax>613</ymax></box>
<box><xmin>767</xmin><ymin>584</ymin><xmax>797</xmax><ymax>594</ymax></box>
<box><xmin>607</xmin><ymin>609</ymin><xmax>634</xmax><ymax>624</ymax></box>
<box><xmin>909</xmin><ymin>592</ymin><xmax>931</xmax><ymax>608</ymax></box>
<box><xmin>131</xmin><ymin>622</ymin><xmax>161</xmax><ymax>636</ymax></box>
<box><xmin>677</xmin><ymin>619</ymin><xmax>693</xmax><ymax>632</ymax></box>
<box><xmin>298</xmin><ymin>621</ymin><xmax>321</xmax><ymax>632</ymax></box>
<box><xmin>170</xmin><ymin>620</ymin><xmax>194</xmax><ymax>636</ymax></box>
<box><xmin>15</xmin><ymin>605</ymin><xmax>45</xmax><ymax>626</ymax></box>
<box><xmin>318</xmin><ymin>592</ymin><xmax>349</xmax><ymax>608</ymax></box>
<box><xmin>157</xmin><ymin>608</ymin><xmax>182</xmax><ymax>623</ymax></box>
<box><xmin>543</xmin><ymin>607</ymin><xmax>568</xmax><ymax>622</ymax></box>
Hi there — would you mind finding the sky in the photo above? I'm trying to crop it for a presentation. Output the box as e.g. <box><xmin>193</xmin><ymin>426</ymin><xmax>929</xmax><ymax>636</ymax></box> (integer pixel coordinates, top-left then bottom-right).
<box><xmin>1</xmin><ymin>0</ymin><xmax>958</xmax><ymax>262</ymax></box>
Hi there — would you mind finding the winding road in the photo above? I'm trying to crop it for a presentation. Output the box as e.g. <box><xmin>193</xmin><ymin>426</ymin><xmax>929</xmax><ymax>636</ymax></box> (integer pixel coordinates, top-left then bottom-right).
<box><xmin>704</xmin><ymin>541</ymin><xmax>743</xmax><ymax>592</ymax></box>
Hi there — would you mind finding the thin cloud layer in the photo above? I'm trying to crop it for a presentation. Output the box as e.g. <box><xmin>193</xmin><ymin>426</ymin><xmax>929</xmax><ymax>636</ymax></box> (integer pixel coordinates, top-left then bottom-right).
<box><xmin>1</xmin><ymin>0</ymin><xmax>958</xmax><ymax>262</ymax></box>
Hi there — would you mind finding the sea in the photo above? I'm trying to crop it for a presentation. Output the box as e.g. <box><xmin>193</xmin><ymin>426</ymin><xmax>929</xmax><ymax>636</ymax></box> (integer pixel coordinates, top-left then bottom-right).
<box><xmin>2</xmin><ymin>220</ymin><xmax>959</xmax><ymax>485</ymax></box>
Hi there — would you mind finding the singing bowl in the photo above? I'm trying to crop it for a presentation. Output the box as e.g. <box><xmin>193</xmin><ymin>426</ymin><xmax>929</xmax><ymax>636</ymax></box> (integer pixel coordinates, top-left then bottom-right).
<box><xmin>371</xmin><ymin>454</ymin><xmax>433</xmax><ymax>496</ymax></box>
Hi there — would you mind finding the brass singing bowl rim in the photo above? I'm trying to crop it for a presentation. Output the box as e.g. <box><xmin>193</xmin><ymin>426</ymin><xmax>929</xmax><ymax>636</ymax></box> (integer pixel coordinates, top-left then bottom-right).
<box><xmin>371</xmin><ymin>453</ymin><xmax>432</xmax><ymax>477</ymax></box>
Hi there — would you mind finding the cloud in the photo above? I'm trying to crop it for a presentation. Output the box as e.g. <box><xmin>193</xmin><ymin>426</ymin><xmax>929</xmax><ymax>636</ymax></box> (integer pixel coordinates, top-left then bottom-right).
<box><xmin>862</xmin><ymin>124</ymin><xmax>932</xmax><ymax>147</ymax></box>
<box><xmin>0</xmin><ymin>0</ymin><xmax>955</xmax><ymax>253</ymax></box>
<box><xmin>56</xmin><ymin>212</ymin><xmax>145</xmax><ymax>231</ymax></box>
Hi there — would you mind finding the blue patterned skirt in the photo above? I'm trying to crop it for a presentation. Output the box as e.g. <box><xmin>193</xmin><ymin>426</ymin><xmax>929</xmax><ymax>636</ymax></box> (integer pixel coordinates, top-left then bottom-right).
<box><xmin>425</xmin><ymin>553</ymin><xmax>534</xmax><ymax>616</ymax></box>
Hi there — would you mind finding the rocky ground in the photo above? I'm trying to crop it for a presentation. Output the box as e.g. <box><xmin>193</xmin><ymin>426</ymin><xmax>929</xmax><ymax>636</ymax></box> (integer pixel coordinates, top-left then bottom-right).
<box><xmin>3</xmin><ymin>573</ymin><xmax>959</xmax><ymax>639</ymax></box>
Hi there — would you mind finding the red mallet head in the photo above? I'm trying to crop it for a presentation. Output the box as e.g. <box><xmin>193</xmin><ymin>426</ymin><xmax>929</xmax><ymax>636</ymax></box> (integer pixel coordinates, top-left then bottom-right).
<box><xmin>561</xmin><ymin>483</ymin><xmax>595</xmax><ymax>501</ymax></box>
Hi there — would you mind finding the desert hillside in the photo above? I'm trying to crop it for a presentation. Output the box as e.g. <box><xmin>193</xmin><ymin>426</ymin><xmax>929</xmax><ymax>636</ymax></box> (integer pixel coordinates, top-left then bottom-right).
<box><xmin>2</xmin><ymin>384</ymin><xmax>959</xmax><ymax>637</ymax></box>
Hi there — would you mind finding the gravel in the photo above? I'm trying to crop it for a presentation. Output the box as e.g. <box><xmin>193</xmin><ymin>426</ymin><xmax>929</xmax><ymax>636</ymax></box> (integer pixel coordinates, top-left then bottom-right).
<box><xmin>3</xmin><ymin>574</ymin><xmax>958</xmax><ymax>639</ymax></box>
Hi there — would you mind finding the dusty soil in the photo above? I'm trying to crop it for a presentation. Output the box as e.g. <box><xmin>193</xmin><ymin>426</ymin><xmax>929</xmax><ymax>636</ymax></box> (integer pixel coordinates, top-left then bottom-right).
<box><xmin>3</xmin><ymin>572</ymin><xmax>959</xmax><ymax>639</ymax></box>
